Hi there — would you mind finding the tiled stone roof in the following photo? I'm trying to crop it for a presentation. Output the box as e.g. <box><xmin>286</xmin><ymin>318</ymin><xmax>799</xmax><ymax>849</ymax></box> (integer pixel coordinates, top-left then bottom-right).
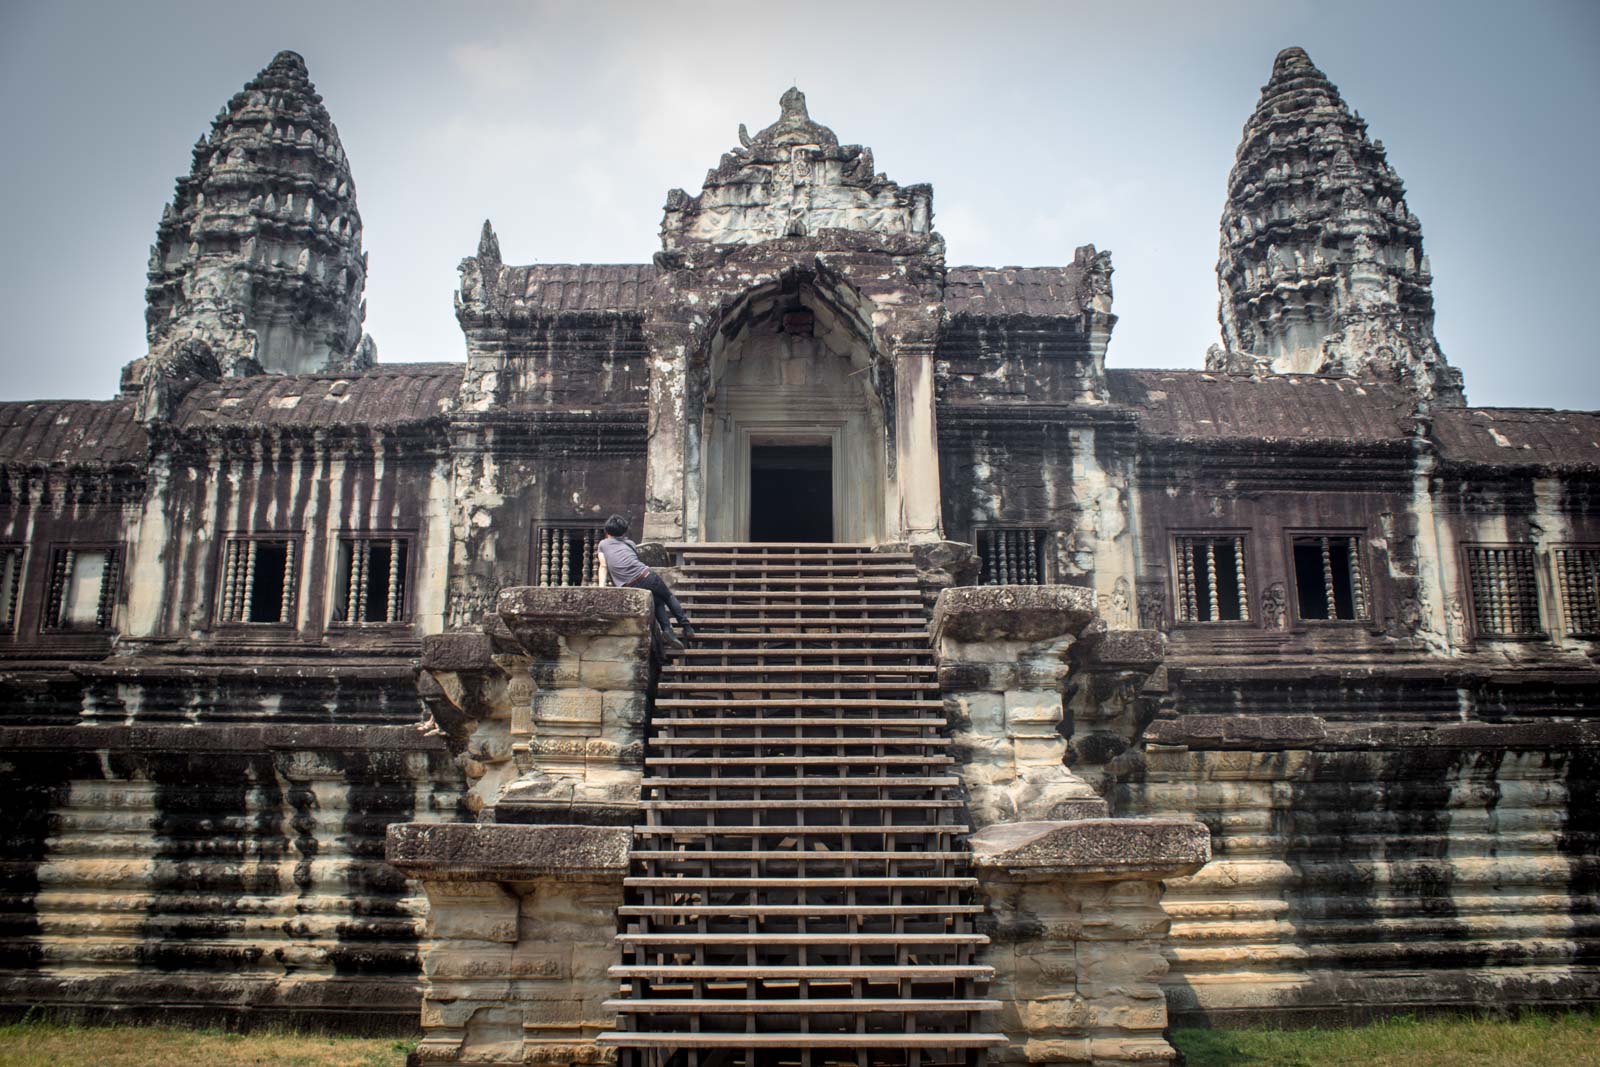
<box><xmin>1107</xmin><ymin>369</ymin><xmax>1413</xmax><ymax>443</ymax></box>
<box><xmin>0</xmin><ymin>399</ymin><xmax>146</xmax><ymax>466</ymax></box>
<box><xmin>1433</xmin><ymin>407</ymin><xmax>1600</xmax><ymax>471</ymax></box>
<box><xmin>173</xmin><ymin>363</ymin><xmax>461</xmax><ymax>429</ymax></box>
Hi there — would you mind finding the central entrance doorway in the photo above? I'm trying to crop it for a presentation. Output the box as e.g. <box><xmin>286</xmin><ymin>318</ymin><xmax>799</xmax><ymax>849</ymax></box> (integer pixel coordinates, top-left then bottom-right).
<box><xmin>749</xmin><ymin>442</ymin><xmax>833</xmax><ymax>542</ymax></box>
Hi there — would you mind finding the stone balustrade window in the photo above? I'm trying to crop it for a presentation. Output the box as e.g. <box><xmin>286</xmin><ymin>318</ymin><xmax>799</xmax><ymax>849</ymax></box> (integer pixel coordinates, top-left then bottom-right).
<box><xmin>537</xmin><ymin>524</ymin><xmax>602</xmax><ymax>587</ymax></box>
<box><xmin>333</xmin><ymin>536</ymin><xmax>409</xmax><ymax>624</ymax></box>
<box><xmin>218</xmin><ymin>536</ymin><xmax>297</xmax><ymax>625</ymax></box>
<box><xmin>44</xmin><ymin>545</ymin><xmax>120</xmax><ymax>631</ymax></box>
<box><xmin>0</xmin><ymin>546</ymin><xmax>23</xmax><ymax>633</ymax></box>
<box><xmin>1554</xmin><ymin>546</ymin><xmax>1600</xmax><ymax>637</ymax></box>
<box><xmin>1174</xmin><ymin>534</ymin><xmax>1250</xmax><ymax>623</ymax></box>
<box><xmin>1466</xmin><ymin>545</ymin><xmax>1543</xmax><ymax>638</ymax></box>
<box><xmin>1291</xmin><ymin>534</ymin><xmax>1369</xmax><ymax>621</ymax></box>
<box><xmin>977</xmin><ymin>527</ymin><xmax>1048</xmax><ymax>585</ymax></box>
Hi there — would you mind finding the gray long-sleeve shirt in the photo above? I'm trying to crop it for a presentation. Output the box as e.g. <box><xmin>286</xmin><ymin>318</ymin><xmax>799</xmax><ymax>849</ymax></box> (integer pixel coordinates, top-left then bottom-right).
<box><xmin>598</xmin><ymin>536</ymin><xmax>649</xmax><ymax>587</ymax></box>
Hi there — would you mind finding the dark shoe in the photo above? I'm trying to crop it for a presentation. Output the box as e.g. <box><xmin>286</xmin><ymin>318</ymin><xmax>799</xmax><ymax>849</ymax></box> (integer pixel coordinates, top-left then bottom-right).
<box><xmin>662</xmin><ymin>631</ymin><xmax>686</xmax><ymax>652</ymax></box>
<box><xmin>680</xmin><ymin>626</ymin><xmax>698</xmax><ymax>643</ymax></box>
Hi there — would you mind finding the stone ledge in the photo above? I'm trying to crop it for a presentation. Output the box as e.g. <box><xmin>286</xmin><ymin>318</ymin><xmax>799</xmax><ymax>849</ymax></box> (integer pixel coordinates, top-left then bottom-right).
<box><xmin>421</xmin><ymin>632</ymin><xmax>496</xmax><ymax>671</ymax></box>
<box><xmin>1145</xmin><ymin>715</ymin><xmax>1600</xmax><ymax>750</ymax></box>
<box><xmin>932</xmin><ymin>585</ymin><xmax>1097</xmax><ymax>644</ymax></box>
<box><xmin>0</xmin><ymin>724</ymin><xmax>443</xmax><ymax>752</ymax></box>
<box><xmin>385</xmin><ymin>822</ymin><xmax>630</xmax><ymax>881</ymax></box>
<box><xmin>970</xmin><ymin>818</ymin><xmax>1210</xmax><ymax>882</ymax></box>
<box><xmin>496</xmin><ymin>586</ymin><xmax>653</xmax><ymax>653</ymax></box>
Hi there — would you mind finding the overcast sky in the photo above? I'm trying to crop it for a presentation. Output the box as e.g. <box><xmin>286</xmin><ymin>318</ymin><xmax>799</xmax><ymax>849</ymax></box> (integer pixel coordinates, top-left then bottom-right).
<box><xmin>2</xmin><ymin>0</ymin><xmax>1596</xmax><ymax>408</ymax></box>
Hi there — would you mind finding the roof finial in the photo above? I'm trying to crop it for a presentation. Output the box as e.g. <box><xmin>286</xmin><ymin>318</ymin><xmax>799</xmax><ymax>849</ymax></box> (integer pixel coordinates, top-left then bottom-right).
<box><xmin>478</xmin><ymin>219</ymin><xmax>502</xmax><ymax>265</ymax></box>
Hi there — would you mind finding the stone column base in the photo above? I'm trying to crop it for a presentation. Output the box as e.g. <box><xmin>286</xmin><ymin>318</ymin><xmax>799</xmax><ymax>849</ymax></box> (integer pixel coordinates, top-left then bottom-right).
<box><xmin>971</xmin><ymin>819</ymin><xmax>1211</xmax><ymax>1065</ymax></box>
<box><xmin>386</xmin><ymin>823</ymin><xmax>629</xmax><ymax>1065</ymax></box>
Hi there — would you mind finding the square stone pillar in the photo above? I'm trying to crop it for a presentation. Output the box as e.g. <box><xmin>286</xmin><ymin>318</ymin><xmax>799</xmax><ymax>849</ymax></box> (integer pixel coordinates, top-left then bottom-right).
<box><xmin>932</xmin><ymin>585</ymin><xmax>1211</xmax><ymax>1063</ymax></box>
<box><xmin>492</xmin><ymin>586</ymin><xmax>654</xmax><ymax>825</ymax></box>
<box><xmin>386</xmin><ymin>823</ymin><xmax>630</xmax><ymax>1065</ymax></box>
<box><xmin>971</xmin><ymin>820</ymin><xmax>1209</xmax><ymax>1065</ymax></box>
<box><xmin>894</xmin><ymin>341</ymin><xmax>945</xmax><ymax>541</ymax></box>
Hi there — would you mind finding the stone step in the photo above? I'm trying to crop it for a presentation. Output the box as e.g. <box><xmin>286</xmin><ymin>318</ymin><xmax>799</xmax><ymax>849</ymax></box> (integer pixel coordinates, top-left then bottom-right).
<box><xmin>604</xmin><ymin>997</ymin><xmax>1001</xmax><ymax>1013</ymax></box>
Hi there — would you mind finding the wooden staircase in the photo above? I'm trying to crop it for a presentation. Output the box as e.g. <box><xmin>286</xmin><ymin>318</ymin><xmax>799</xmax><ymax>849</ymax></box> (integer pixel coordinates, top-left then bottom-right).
<box><xmin>598</xmin><ymin>543</ymin><xmax>1002</xmax><ymax>1067</ymax></box>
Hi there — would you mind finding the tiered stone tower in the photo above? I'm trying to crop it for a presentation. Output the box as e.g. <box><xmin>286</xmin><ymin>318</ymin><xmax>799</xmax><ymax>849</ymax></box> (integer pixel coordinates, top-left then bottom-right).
<box><xmin>1210</xmin><ymin>47</ymin><xmax>1464</xmax><ymax>405</ymax></box>
<box><xmin>143</xmin><ymin>50</ymin><xmax>373</xmax><ymax>385</ymax></box>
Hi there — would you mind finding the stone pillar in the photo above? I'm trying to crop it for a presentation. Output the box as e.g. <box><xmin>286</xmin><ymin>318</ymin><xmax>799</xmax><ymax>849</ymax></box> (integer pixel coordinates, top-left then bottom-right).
<box><xmin>932</xmin><ymin>586</ymin><xmax>1108</xmax><ymax>827</ymax></box>
<box><xmin>894</xmin><ymin>341</ymin><xmax>944</xmax><ymax>542</ymax></box>
<box><xmin>386</xmin><ymin>823</ymin><xmax>630</xmax><ymax>1066</ymax></box>
<box><xmin>492</xmin><ymin>586</ymin><xmax>653</xmax><ymax>824</ymax></box>
<box><xmin>932</xmin><ymin>585</ymin><xmax>1211</xmax><ymax>1064</ymax></box>
<box><xmin>642</xmin><ymin>324</ymin><xmax>690</xmax><ymax>541</ymax></box>
<box><xmin>971</xmin><ymin>820</ymin><xmax>1209</xmax><ymax>1065</ymax></box>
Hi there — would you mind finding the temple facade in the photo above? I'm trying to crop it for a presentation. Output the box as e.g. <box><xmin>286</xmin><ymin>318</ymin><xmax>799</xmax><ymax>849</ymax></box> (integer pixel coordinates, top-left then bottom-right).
<box><xmin>0</xmin><ymin>46</ymin><xmax>1596</xmax><ymax>1058</ymax></box>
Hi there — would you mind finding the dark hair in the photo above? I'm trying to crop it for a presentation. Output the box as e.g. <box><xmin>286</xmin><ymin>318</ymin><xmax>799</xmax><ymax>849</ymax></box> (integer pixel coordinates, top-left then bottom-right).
<box><xmin>603</xmin><ymin>514</ymin><xmax>629</xmax><ymax>537</ymax></box>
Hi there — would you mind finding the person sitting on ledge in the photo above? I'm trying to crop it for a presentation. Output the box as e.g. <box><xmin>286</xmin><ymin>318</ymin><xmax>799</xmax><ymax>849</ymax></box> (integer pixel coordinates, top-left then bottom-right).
<box><xmin>597</xmin><ymin>514</ymin><xmax>696</xmax><ymax>652</ymax></box>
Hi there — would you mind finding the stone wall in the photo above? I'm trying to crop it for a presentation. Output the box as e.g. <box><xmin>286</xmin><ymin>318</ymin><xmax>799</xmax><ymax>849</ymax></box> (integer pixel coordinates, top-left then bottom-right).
<box><xmin>0</xmin><ymin>723</ymin><xmax>460</xmax><ymax>1031</ymax></box>
<box><xmin>1116</xmin><ymin>715</ymin><xmax>1600</xmax><ymax>1024</ymax></box>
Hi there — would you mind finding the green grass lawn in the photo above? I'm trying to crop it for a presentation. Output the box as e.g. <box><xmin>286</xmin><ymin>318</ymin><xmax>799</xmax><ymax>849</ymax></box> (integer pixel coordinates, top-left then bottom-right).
<box><xmin>1172</xmin><ymin>1010</ymin><xmax>1600</xmax><ymax>1066</ymax></box>
<box><xmin>0</xmin><ymin>1021</ymin><xmax>414</xmax><ymax>1067</ymax></box>
<box><xmin>2</xmin><ymin>1013</ymin><xmax>1597</xmax><ymax>1067</ymax></box>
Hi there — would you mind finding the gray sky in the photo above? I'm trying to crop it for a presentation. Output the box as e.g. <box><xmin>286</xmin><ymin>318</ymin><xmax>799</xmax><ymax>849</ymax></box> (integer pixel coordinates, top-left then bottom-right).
<box><xmin>2</xmin><ymin>0</ymin><xmax>1597</xmax><ymax>408</ymax></box>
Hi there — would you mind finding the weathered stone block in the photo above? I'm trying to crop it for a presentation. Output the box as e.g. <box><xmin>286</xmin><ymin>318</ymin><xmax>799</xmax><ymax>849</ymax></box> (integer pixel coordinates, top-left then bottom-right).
<box><xmin>529</xmin><ymin>688</ymin><xmax>603</xmax><ymax>726</ymax></box>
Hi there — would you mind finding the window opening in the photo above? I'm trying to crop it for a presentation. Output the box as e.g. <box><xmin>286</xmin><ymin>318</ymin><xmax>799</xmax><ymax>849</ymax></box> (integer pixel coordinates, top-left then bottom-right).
<box><xmin>1554</xmin><ymin>547</ymin><xmax>1600</xmax><ymax>636</ymax></box>
<box><xmin>978</xmin><ymin>528</ymin><xmax>1047</xmax><ymax>585</ymax></box>
<box><xmin>219</xmin><ymin>538</ymin><xmax>296</xmax><ymax>624</ymax></box>
<box><xmin>537</xmin><ymin>525</ymin><xmax>601</xmax><ymax>587</ymax></box>
<box><xmin>1466</xmin><ymin>546</ymin><xmax>1542</xmax><ymax>637</ymax></box>
<box><xmin>335</xmin><ymin>537</ymin><xmax>409</xmax><ymax>623</ymax></box>
<box><xmin>1175</xmin><ymin>535</ymin><xmax>1250</xmax><ymax>622</ymax></box>
<box><xmin>1292</xmin><ymin>535</ymin><xmax>1368</xmax><ymax>621</ymax></box>
<box><xmin>45</xmin><ymin>547</ymin><xmax>119</xmax><ymax>630</ymax></box>
<box><xmin>0</xmin><ymin>547</ymin><xmax>22</xmax><ymax>633</ymax></box>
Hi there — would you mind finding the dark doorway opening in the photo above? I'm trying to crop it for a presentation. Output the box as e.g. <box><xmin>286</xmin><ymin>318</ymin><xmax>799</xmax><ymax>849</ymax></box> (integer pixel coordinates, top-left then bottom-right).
<box><xmin>749</xmin><ymin>443</ymin><xmax>833</xmax><ymax>542</ymax></box>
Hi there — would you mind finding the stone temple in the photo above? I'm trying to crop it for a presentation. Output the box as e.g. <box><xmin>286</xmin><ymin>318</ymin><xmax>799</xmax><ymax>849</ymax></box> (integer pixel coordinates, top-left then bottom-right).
<box><xmin>1</xmin><ymin>45</ymin><xmax>1596</xmax><ymax>1066</ymax></box>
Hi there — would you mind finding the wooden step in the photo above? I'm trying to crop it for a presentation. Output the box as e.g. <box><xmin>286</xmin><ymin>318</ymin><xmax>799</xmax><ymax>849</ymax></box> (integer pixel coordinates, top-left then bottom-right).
<box><xmin>617</xmin><ymin>904</ymin><xmax>982</xmax><ymax>917</ymax></box>
<box><xmin>617</xmin><ymin>932</ymin><xmax>986</xmax><ymax>946</ymax></box>
<box><xmin>607</xmin><ymin>963</ymin><xmax>990</xmax><ymax>979</ymax></box>
<box><xmin>642</xmin><ymin>799</ymin><xmax>963</xmax><ymax>810</ymax></box>
<box><xmin>643</xmin><ymin>776</ymin><xmax>958</xmax><ymax>788</ymax></box>
<box><xmin>646</xmin><ymin>756</ymin><xmax>953</xmax><ymax>767</ymax></box>
<box><xmin>651</xmin><ymin>717</ymin><xmax>945</xmax><ymax>728</ymax></box>
<box><xmin>649</xmin><ymin>736</ymin><xmax>951</xmax><ymax>747</ymax></box>
<box><xmin>623</xmin><ymin>877</ymin><xmax>978</xmax><ymax>890</ymax></box>
<box><xmin>605</xmin><ymin>997</ymin><xmax>1000</xmax><ymax>1013</ymax></box>
<box><xmin>656</xmin><ymin>697</ymin><xmax>942</xmax><ymax>708</ymax></box>
<box><xmin>630</xmin><ymin>831</ymin><xmax>966</xmax><ymax>838</ymax></box>
<box><xmin>597</xmin><ymin>1031</ymin><xmax>1007</xmax><ymax>1050</ymax></box>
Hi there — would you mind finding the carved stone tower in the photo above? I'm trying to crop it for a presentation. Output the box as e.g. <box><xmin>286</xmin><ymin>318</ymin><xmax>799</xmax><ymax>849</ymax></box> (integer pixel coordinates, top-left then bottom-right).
<box><xmin>1211</xmin><ymin>47</ymin><xmax>1463</xmax><ymax>405</ymax></box>
<box><xmin>143</xmin><ymin>50</ymin><xmax>373</xmax><ymax>384</ymax></box>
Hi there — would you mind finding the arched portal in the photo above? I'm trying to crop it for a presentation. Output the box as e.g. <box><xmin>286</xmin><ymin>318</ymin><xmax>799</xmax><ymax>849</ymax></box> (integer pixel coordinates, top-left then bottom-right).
<box><xmin>696</xmin><ymin>278</ymin><xmax>888</xmax><ymax>543</ymax></box>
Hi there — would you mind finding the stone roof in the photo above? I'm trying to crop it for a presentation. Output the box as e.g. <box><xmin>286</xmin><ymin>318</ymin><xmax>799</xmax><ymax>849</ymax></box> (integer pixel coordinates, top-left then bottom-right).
<box><xmin>1432</xmin><ymin>407</ymin><xmax>1600</xmax><ymax>471</ymax></box>
<box><xmin>0</xmin><ymin>399</ymin><xmax>146</xmax><ymax>467</ymax></box>
<box><xmin>475</xmin><ymin>262</ymin><xmax>1100</xmax><ymax>319</ymax></box>
<box><xmin>172</xmin><ymin>363</ymin><xmax>461</xmax><ymax>430</ymax></box>
<box><xmin>1107</xmin><ymin>370</ymin><xmax>1413</xmax><ymax>443</ymax></box>
<box><xmin>502</xmin><ymin>264</ymin><xmax>659</xmax><ymax>314</ymax></box>
<box><xmin>943</xmin><ymin>267</ymin><xmax>1087</xmax><ymax>318</ymax></box>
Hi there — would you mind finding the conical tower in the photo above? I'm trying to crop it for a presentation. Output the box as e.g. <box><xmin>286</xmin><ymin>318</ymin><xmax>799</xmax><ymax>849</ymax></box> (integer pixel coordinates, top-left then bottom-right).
<box><xmin>144</xmin><ymin>50</ymin><xmax>373</xmax><ymax>383</ymax></box>
<box><xmin>1211</xmin><ymin>47</ymin><xmax>1463</xmax><ymax>405</ymax></box>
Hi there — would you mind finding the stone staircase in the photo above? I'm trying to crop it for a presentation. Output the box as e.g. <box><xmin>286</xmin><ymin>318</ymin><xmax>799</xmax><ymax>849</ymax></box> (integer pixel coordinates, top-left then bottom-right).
<box><xmin>599</xmin><ymin>543</ymin><xmax>1004</xmax><ymax>1067</ymax></box>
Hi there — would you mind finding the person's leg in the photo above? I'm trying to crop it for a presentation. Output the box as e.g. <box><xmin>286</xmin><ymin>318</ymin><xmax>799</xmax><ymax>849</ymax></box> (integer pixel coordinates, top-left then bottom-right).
<box><xmin>639</xmin><ymin>572</ymin><xmax>694</xmax><ymax>639</ymax></box>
